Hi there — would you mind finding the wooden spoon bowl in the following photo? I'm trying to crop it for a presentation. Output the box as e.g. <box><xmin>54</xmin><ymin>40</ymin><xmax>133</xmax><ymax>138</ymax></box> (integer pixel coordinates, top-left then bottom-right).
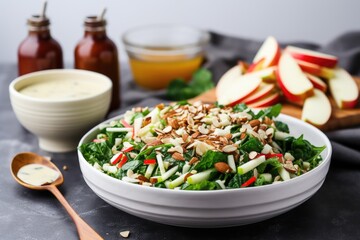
<box><xmin>10</xmin><ymin>152</ymin><xmax>103</xmax><ymax>240</ymax></box>
<box><xmin>11</xmin><ymin>152</ymin><xmax>64</xmax><ymax>190</ymax></box>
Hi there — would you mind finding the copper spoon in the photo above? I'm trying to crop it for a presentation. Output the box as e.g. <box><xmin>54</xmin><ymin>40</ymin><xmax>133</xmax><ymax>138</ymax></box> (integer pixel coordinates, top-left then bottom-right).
<box><xmin>10</xmin><ymin>152</ymin><xmax>103</xmax><ymax>240</ymax></box>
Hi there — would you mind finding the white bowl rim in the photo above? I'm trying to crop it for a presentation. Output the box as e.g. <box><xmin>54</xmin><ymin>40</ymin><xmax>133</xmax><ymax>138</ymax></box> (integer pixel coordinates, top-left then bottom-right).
<box><xmin>9</xmin><ymin>69</ymin><xmax>113</xmax><ymax>103</ymax></box>
<box><xmin>78</xmin><ymin>112</ymin><xmax>332</xmax><ymax>196</ymax></box>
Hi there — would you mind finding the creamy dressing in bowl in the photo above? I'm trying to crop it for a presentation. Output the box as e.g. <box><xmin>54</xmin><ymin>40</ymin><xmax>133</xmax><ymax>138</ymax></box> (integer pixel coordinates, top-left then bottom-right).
<box><xmin>19</xmin><ymin>78</ymin><xmax>104</xmax><ymax>100</ymax></box>
<box><xmin>17</xmin><ymin>163</ymin><xmax>60</xmax><ymax>186</ymax></box>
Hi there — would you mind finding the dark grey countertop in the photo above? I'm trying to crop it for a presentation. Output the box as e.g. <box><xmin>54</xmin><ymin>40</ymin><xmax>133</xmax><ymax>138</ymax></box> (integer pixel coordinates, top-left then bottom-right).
<box><xmin>2</xmin><ymin>31</ymin><xmax>360</xmax><ymax>240</ymax></box>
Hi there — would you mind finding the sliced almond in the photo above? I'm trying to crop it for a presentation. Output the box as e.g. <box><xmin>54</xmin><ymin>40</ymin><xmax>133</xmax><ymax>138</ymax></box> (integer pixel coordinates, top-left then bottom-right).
<box><xmin>219</xmin><ymin>136</ymin><xmax>228</xmax><ymax>145</ymax></box>
<box><xmin>137</xmin><ymin>175</ymin><xmax>149</xmax><ymax>182</ymax></box>
<box><xmin>188</xmin><ymin>105</ymin><xmax>197</xmax><ymax>114</ymax></box>
<box><xmin>189</xmin><ymin>157</ymin><xmax>199</xmax><ymax>165</ymax></box>
<box><xmin>212</xmin><ymin>118</ymin><xmax>221</xmax><ymax>127</ymax></box>
<box><xmin>283</xmin><ymin>162</ymin><xmax>297</xmax><ymax>173</ymax></box>
<box><xmin>198</xmin><ymin>125</ymin><xmax>209</xmax><ymax>135</ymax></box>
<box><xmin>265</xmin><ymin>127</ymin><xmax>274</xmax><ymax>136</ymax></box>
<box><xmin>182</xmin><ymin>132</ymin><xmax>189</xmax><ymax>142</ymax></box>
<box><xmin>168</xmin><ymin>118</ymin><xmax>179</xmax><ymax>129</ymax></box>
<box><xmin>263</xmin><ymin>116</ymin><xmax>273</xmax><ymax>125</ymax></box>
<box><xmin>224</xmin><ymin>133</ymin><xmax>232</xmax><ymax>140</ymax></box>
<box><xmin>240</xmin><ymin>132</ymin><xmax>247</xmax><ymax>140</ymax></box>
<box><xmin>156</xmin><ymin>103</ymin><xmax>165</xmax><ymax>110</ymax></box>
<box><xmin>120</xmin><ymin>231</ymin><xmax>130</xmax><ymax>238</ymax></box>
<box><xmin>222</xmin><ymin>145</ymin><xmax>237</xmax><ymax>153</ymax></box>
<box><xmin>184</xmin><ymin>172</ymin><xmax>193</xmax><ymax>181</ymax></box>
<box><xmin>147</xmin><ymin>139</ymin><xmax>162</xmax><ymax>146</ymax></box>
<box><xmin>187</xmin><ymin>114</ymin><xmax>194</xmax><ymax>126</ymax></box>
<box><xmin>150</xmin><ymin>177</ymin><xmax>158</xmax><ymax>184</ymax></box>
<box><xmin>168</xmin><ymin>145</ymin><xmax>184</xmax><ymax>154</ymax></box>
<box><xmin>191</xmin><ymin>131</ymin><xmax>200</xmax><ymax>139</ymax></box>
<box><xmin>193</xmin><ymin>112</ymin><xmax>205</xmax><ymax>120</ymax></box>
<box><xmin>172</xmin><ymin>152</ymin><xmax>185</xmax><ymax>161</ymax></box>
<box><xmin>249</xmin><ymin>119</ymin><xmax>261</xmax><ymax>127</ymax></box>
<box><xmin>259</xmin><ymin>125</ymin><xmax>267</xmax><ymax>131</ymax></box>
<box><xmin>163</xmin><ymin>125</ymin><xmax>173</xmax><ymax>133</ymax></box>
<box><xmin>154</xmin><ymin>128</ymin><xmax>164</xmax><ymax>135</ymax></box>
<box><xmin>196</xmin><ymin>141</ymin><xmax>213</xmax><ymax>156</ymax></box>
<box><xmin>214</xmin><ymin>162</ymin><xmax>231</xmax><ymax>173</ymax></box>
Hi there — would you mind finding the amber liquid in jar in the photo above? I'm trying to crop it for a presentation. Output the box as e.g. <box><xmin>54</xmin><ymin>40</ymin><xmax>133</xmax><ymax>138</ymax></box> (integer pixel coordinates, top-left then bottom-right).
<box><xmin>18</xmin><ymin>15</ymin><xmax>63</xmax><ymax>76</ymax></box>
<box><xmin>129</xmin><ymin>53</ymin><xmax>203</xmax><ymax>90</ymax></box>
<box><xmin>74</xmin><ymin>16</ymin><xmax>120</xmax><ymax>111</ymax></box>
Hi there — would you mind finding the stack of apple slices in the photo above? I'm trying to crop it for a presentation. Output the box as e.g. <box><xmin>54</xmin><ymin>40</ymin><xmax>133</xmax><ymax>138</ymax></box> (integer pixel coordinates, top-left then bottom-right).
<box><xmin>216</xmin><ymin>36</ymin><xmax>359</xmax><ymax>127</ymax></box>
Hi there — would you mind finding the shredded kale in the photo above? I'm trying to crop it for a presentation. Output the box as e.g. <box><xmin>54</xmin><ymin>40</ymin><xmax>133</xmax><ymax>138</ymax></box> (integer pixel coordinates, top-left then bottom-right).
<box><xmin>121</xmin><ymin>160</ymin><xmax>143</xmax><ymax>172</ymax></box>
<box><xmin>240</xmin><ymin>137</ymin><xmax>263</xmax><ymax>153</ymax></box>
<box><xmin>182</xmin><ymin>180</ymin><xmax>219</xmax><ymax>190</ymax></box>
<box><xmin>275</xmin><ymin>120</ymin><xmax>290</xmax><ymax>133</ymax></box>
<box><xmin>166</xmin><ymin>68</ymin><xmax>214</xmax><ymax>101</ymax></box>
<box><xmin>257</xmin><ymin>157</ymin><xmax>282</xmax><ymax>174</ymax></box>
<box><xmin>228</xmin><ymin>174</ymin><xmax>241</xmax><ymax>188</ymax></box>
<box><xmin>255</xmin><ymin>103</ymin><xmax>282</xmax><ymax>119</ymax></box>
<box><xmin>79</xmin><ymin>141</ymin><xmax>112</xmax><ymax>165</ymax></box>
<box><xmin>194</xmin><ymin>150</ymin><xmax>227</xmax><ymax>172</ymax></box>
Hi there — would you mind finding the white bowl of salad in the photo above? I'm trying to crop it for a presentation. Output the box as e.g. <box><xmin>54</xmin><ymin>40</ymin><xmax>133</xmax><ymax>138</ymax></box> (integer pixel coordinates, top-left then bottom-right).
<box><xmin>77</xmin><ymin>101</ymin><xmax>331</xmax><ymax>227</ymax></box>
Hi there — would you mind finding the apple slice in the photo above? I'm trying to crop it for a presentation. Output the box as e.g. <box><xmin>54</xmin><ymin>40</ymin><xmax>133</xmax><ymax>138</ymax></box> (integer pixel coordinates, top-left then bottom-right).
<box><xmin>328</xmin><ymin>68</ymin><xmax>359</xmax><ymax>109</ymax></box>
<box><xmin>301</xmin><ymin>89</ymin><xmax>332</xmax><ymax>126</ymax></box>
<box><xmin>247</xmin><ymin>58</ymin><xmax>265</xmax><ymax>73</ymax></box>
<box><xmin>306</xmin><ymin>74</ymin><xmax>327</xmax><ymax>92</ymax></box>
<box><xmin>238</xmin><ymin>61</ymin><xmax>249</xmax><ymax>71</ymax></box>
<box><xmin>296</xmin><ymin>60</ymin><xmax>334</xmax><ymax>79</ymax></box>
<box><xmin>248</xmin><ymin>92</ymin><xmax>280</xmax><ymax>108</ymax></box>
<box><xmin>216</xmin><ymin>64</ymin><xmax>246</xmax><ymax>102</ymax></box>
<box><xmin>276</xmin><ymin>52</ymin><xmax>314</xmax><ymax>103</ymax></box>
<box><xmin>246</xmin><ymin>66</ymin><xmax>277</xmax><ymax>82</ymax></box>
<box><xmin>285</xmin><ymin>46</ymin><xmax>338</xmax><ymax>68</ymax></box>
<box><xmin>216</xmin><ymin>74</ymin><xmax>262</xmax><ymax>106</ymax></box>
<box><xmin>252</xmin><ymin>36</ymin><xmax>281</xmax><ymax>68</ymax></box>
<box><xmin>242</xmin><ymin>83</ymin><xmax>276</xmax><ymax>104</ymax></box>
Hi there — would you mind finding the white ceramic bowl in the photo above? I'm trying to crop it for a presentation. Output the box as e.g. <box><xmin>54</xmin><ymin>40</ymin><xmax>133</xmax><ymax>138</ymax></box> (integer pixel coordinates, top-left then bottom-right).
<box><xmin>10</xmin><ymin>69</ymin><xmax>112</xmax><ymax>152</ymax></box>
<box><xmin>77</xmin><ymin>113</ymin><xmax>332</xmax><ymax>228</ymax></box>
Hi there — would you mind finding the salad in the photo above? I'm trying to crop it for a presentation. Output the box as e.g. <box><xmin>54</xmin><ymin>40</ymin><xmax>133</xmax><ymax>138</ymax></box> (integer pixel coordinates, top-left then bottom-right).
<box><xmin>79</xmin><ymin>101</ymin><xmax>325</xmax><ymax>190</ymax></box>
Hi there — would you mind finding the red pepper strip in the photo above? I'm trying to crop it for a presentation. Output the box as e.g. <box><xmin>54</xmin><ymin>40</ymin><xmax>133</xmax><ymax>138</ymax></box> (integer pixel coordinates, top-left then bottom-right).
<box><xmin>117</xmin><ymin>154</ymin><xmax>128</xmax><ymax>168</ymax></box>
<box><xmin>241</xmin><ymin>176</ymin><xmax>257</xmax><ymax>188</ymax></box>
<box><xmin>122</xmin><ymin>146</ymin><xmax>134</xmax><ymax>152</ymax></box>
<box><xmin>260</xmin><ymin>153</ymin><xmax>283</xmax><ymax>159</ymax></box>
<box><xmin>93</xmin><ymin>139</ymin><xmax>105</xmax><ymax>143</ymax></box>
<box><xmin>144</xmin><ymin>159</ymin><xmax>156</xmax><ymax>165</ymax></box>
<box><xmin>110</xmin><ymin>152</ymin><xmax>123</xmax><ymax>165</ymax></box>
<box><xmin>121</xmin><ymin>119</ymin><xmax>132</xmax><ymax>128</ymax></box>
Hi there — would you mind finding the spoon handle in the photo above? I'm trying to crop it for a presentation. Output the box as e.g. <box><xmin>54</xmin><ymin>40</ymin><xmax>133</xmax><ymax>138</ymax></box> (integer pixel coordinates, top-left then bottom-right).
<box><xmin>47</xmin><ymin>185</ymin><xmax>103</xmax><ymax>240</ymax></box>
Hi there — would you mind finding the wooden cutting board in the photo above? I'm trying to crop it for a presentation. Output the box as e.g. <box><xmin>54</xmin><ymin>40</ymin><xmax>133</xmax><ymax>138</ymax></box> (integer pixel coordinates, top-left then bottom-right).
<box><xmin>190</xmin><ymin>77</ymin><xmax>360</xmax><ymax>131</ymax></box>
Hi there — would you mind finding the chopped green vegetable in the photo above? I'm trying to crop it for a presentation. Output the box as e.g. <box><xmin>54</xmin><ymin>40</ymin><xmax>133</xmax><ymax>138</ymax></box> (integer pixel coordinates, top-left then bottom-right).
<box><xmin>240</xmin><ymin>137</ymin><xmax>263</xmax><ymax>153</ymax></box>
<box><xmin>166</xmin><ymin>68</ymin><xmax>214</xmax><ymax>101</ymax></box>
<box><xmin>255</xmin><ymin>103</ymin><xmax>282</xmax><ymax>119</ymax></box>
<box><xmin>275</xmin><ymin>120</ymin><xmax>290</xmax><ymax>133</ymax></box>
<box><xmin>194</xmin><ymin>151</ymin><xmax>227</xmax><ymax>172</ymax></box>
<box><xmin>182</xmin><ymin>180</ymin><xmax>219</xmax><ymax>190</ymax></box>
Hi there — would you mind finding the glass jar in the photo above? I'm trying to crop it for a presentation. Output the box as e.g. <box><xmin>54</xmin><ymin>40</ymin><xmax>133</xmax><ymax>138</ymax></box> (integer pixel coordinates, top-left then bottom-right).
<box><xmin>18</xmin><ymin>15</ymin><xmax>63</xmax><ymax>76</ymax></box>
<box><xmin>123</xmin><ymin>25</ymin><xmax>210</xmax><ymax>90</ymax></box>
<box><xmin>74</xmin><ymin>16</ymin><xmax>120</xmax><ymax>111</ymax></box>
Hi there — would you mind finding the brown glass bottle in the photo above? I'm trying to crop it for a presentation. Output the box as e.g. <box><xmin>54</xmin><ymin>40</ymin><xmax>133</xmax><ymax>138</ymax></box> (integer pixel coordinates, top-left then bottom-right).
<box><xmin>74</xmin><ymin>16</ymin><xmax>120</xmax><ymax>111</ymax></box>
<box><xmin>18</xmin><ymin>15</ymin><xmax>63</xmax><ymax>76</ymax></box>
